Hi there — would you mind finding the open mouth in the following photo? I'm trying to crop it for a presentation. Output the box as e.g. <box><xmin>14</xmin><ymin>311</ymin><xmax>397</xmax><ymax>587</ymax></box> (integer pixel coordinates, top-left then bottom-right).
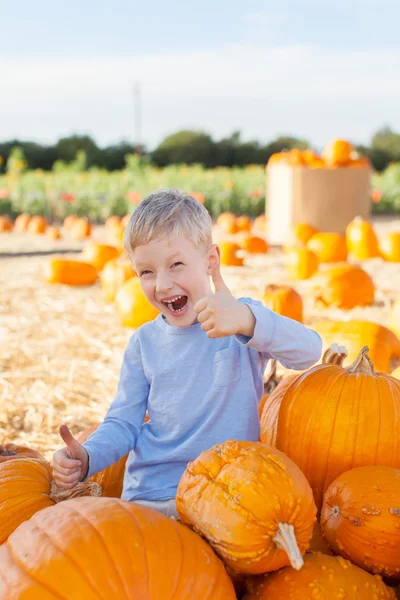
<box><xmin>161</xmin><ymin>295</ymin><xmax>188</xmax><ymax>314</ymax></box>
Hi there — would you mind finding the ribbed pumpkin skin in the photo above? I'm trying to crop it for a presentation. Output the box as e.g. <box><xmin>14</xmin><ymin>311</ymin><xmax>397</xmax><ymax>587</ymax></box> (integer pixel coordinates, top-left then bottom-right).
<box><xmin>259</xmin><ymin>374</ymin><xmax>298</xmax><ymax>445</ymax></box>
<box><xmin>115</xmin><ymin>277</ymin><xmax>159</xmax><ymax>328</ymax></box>
<box><xmin>0</xmin><ymin>497</ymin><xmax>236</xmax><ymax>600</ymax></box>
<box><xmin>314</xmin><ymin>264</ymin><xmax>375</xmax><ymax>309</ymax></box>
<box><xmin>44</xmin><ymin>259</ymin><xmax>98</xmax><ymax>286</ymax></box>
<box><xmin>346</xmin><ymin>217</ymin><xmax>380</xmax><ymax>260</ymax></box>
<box><xmin>176</xmin><ymin>440</ymin><xmax>317</xmax><ymax>575</ymax></box>
<box><xmin>312</xmin><ymin>320</ymin><xmax>400</xmax><ymax>373</ymax></box>
<box><xmin>263</xmin><ymin>285</ymin><xmax>303</xmax><ymax>322</ymax></box>
<box><xmin>273</xmin><ymin>353</ymin><xmax>400</xmax><ymax>511</ymax></box>
<box><xmin>77</xmin><ymin>424</ymin><xmax>128</xmax><ymax>498</ymax></box>
<box><xmin>0</xmin><ymin>443</ymin><xmax>43</xmax><ymax>463</ymax></box>
<box><xmin>0</xmin><ymin>458</ymin><xmax>54</xmax><ymax>543</ymax></box>
<box><xmin>307</xmin><ymin>232</ymin><xmax>348</xmax><ymax>263</ymax></box>
<box><xmin>243</xmin><ymin>554</ymin><xmax>396</xmax><ymax>600</ymax></box>
<box><xmin>321</xmin><ymin>466</ymin><xmax>400</xmax><ymax>580</ymax></box>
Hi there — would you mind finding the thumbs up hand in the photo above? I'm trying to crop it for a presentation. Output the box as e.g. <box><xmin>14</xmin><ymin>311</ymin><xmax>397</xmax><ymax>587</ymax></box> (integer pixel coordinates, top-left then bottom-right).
<box><xmin>50</xmin><ymin>424</ymin><xmax>89</xmax><ymax>489</ymax></box>
<box><xmin>194</xmin><ymin>263</ymin><xmax>256</xmax><ymax>339</ymax></box>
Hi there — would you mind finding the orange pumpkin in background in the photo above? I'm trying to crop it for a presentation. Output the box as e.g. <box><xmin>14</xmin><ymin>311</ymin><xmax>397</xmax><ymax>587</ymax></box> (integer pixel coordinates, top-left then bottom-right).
<box><xmin>115</xmin><ymin>277</ymin><xmax>159</xmax><ymax>328</ymax></box>
<box><xmin>253</xmin><ymin>214</ymin><xmax>267</xmax><ymax>233</ymax></box>
<box><xmin>345</xmin><ymin>216</ymin><xmax>380</xmax><ymax>259</ymax></box>
<box><xmin>217</xmin><ymin>212</ymin><xmax>238</xmax><ymax>234</ymax></box>
<box><xmin>44</xmin><ymin>259</ymin><xmax>98</xmax><ymax>286</ymax></box>
<box><xmin>0</xmin><ymin>215</ymin><xmax>13</xmax><ymax>232</ymax></box>
<box><xmin>13</xmin><ymin>213</ymin><xmax>31</xmax><ymax>232</ymax></box>
<box><xmin>235</xmin><ymin>215</ymin><xmax>252</xmax><ymax>232</ymax></box>
<box><xmin>100</xmin><ymin>257</ymin><xmax>135</xmax><ymax>303</ymax></box>
<box><xmin>285</xmin><ymin>247</ymin><xmax>319</xmax><ymax>280</ymax></box>
<box><xmin>177</xmin><ymin>440</ymin><xmax>317</xmax><ymax>575</ymax></box>
<box><xmin>263</xmin><ymin>284</ymin><xmax>303</xmax><ymax>322</ymax></box>
<box><xmin>81</xmin><ymin>242</ymin><xmax>120</xmax><ymax>271</ymax></box>
<box><xmin>121</xmin><ymin>213</ymin><xmax>132</xmax><ymax>228</ymax></box>
<box><xmin>322</xmin><ymin>138</ymin><xmax>354</xmax><ymax>166</ymax></box>
<box><xmin>321</xmin><ymin>465</ymin><xmax>400</xmax><ymax>580</ymax></box>
<box><xmin>26</xmin><ymin>215</ymin><xmax>48</xmax><ymax>235</ymax></box>
<box><xmin>240</xmin><ymin>235</ymin><xmax>268</xmax><ymax>254</ymax></box>
<box><xmin>45</xmin><ymin>226</ymin><xmax>61</xmax><ymax>241</ymax></box>
<box><xmin>63</xmin><ymin>214</ymin><xmax>78</xmax><ymax>231</ymax></box>
<box><xmin>105</xmin><ymin>215</ymin><xmax>121</xmax><ymax>231</ymax></box>
<box><xmin>289</xmin><ymin>222</ymin><xmax>319</xmax><ymax>246</ymax></box>
<box><xmin>313</xmin><ymin>264</ymin><xmax>375</xmax><ymax>309</ymax></box>
<box><xmin>380</xmin><ymin>232</ymin><xmax>400</xmax><ymax>262</ymax></box>
<box><xmin>70</xmin><ymin>218</ymin><xmax>92</xmax><ymax>240</ymax></box>
<box><xmin>307</xmin><ymin>232</ymin><xmax>348</xmax><ymax>263</ymax></box>
<box><xmin>219</xmin><ymin>242</ymin><xmax>243</xmax><ymax>266</ymax></box>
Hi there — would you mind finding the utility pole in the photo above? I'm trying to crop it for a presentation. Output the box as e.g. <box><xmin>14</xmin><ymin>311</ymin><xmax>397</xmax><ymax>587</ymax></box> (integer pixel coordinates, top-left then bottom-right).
<box><xmin>133</xmin><ymin>82</ymin><xmax>142</xmax><ymax>153</ymax></box>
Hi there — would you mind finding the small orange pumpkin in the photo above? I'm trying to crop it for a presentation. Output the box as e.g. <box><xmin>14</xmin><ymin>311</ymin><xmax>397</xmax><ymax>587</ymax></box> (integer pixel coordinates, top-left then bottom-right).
<box><xmin>177</xmin><ymin>440</ymin><xmax>317</xmax><ymax>575</ymax></box>
<box><xmin>345</xmin><ymin>216</ymin><xmax>380</xmax><ymax>260</ymax></box>
<box><xmin>115</xmin><ymin>277</ymin><xmax>159</xmax><ymax>328</ymax></box>
<box><xmin>81</xmin><ymin>242</ymin><xmax>120</xmax><ymax>271</ymax></box>
<box><xmin>121</xmin><ymin>213</ymin><xmax>131</xmax><ymax>228</ymax></box>
<box><xmin>100</xmin><ymin>257</ymin><xmax>135</xmax><ymax>303</ymax></box>
<box><xmin>322</xmin><ymin>138</ymin><xmax>354</xmax><ymax>166</ymax></box>
<box><xmin>284</xmin><ymin>247</ymin><xmax>319</xmax><ymax>280</ymax></box>
<box><xmin>253</xmin><ymin>214</ymin><xmax>267</xmax><ymax>233</ymax></box>
<box><xmin>13</xmin><ymin>213</ymin><xmax>31</xmax><ymax>232</ymax></box>
<box><xmin>26</xmin><ymin>215</ymin><xmax>48</xmax><ymax>235</ymax></box>
<box><xmin>69</xmin><ymin>218</ymin><xmax>92</xmax><ymax>240</ymax></box>
<box><xmin>380</xmin><ymin>232</ymin><xmax>400</xmax><ymax>262</ymax></box>
<box><xmin>289</xmin><ymin>223</ymin><xmax>319</xmax><ymax>246</ymax></box>
<box><xmin>0</xmin><ymin>216</ymin><xmax>13</xmax><ymax>232</ymax></box>
<box><xmin>217</xmin><ymin>212</ymin><xmax>238</xmax><ymax>234</ymax></box>
<box><xmin>235</xmin><ymin>215</ymin><xmax>252</xmax><ymax>232</ymax></box>
<box><xmin>321</xmin><ymin>465</ymin><xmax>400</xmax><ymax>580</ymax></box>
<box><xmin>63</xmin><ymin>214</ymin><xmax>78</xmax><ymax>231</ymax></box>
<box><xmin>45</xmin><ymin>225</ymin><xmax>61</xmax><ymax>241</ymax></box>
<box><xmin>105</xmin><ymin>215</ymin><xmax>121</xmax><ymax>231</ymax></box>
<box><xmin>313</xmin><ymin>264</ymin><xmax>375</xmax><ymax>309</ymax></box>
<box><xmin>307</xmin><ymin>232</ymin><xmax>348</xmax><ymax>263</ymax></box>
<box><xmin>44</xmin><ymin>259</ymin><xmax>98</xmax><ymax>286</ymax></box>
<box><xmin>219</xmin><ymin>242</ymin><xmax>243</xmax><ymax>266</ymax></box>
<box><xmin>263</xmin><ymin>284</ymin><xmax>303</xmax><ymax>323</ymax></box>
<box><xmin>240</xmin><ymin>235</ymin><xmax>269</xmax><ymax>254</ymax></box>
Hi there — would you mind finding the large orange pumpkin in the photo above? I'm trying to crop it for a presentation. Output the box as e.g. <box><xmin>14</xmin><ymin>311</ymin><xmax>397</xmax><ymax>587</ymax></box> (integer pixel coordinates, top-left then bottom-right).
<box><xmin>100</xmin><ymin>256</ymin><xmax>135</xmax><ymax>302</ymax></box>
<box><xmin>263</xmin><ymin>345</ymin><xmax>400</xmax><ymax>510</ymax></box>
<box><xmin>307</xmin><ymin>232</ymin><xmax>348</xmax><ymax>263</ymax></box>
<box><xmin>263</xmin><ymin>284</ymin><xmax>303</xmax><ymax>323</ymax></box>
<box><xmin>81</xmin><ymin>242</ymin><xmax>120</xmax><ymax>271</ymax></box>
<box><xmin>219</xmin><ymin>242</ymin><xmax>244</xmax><ymax>266</ymax></box>
<box><xmin>0</xmin><ymin>497</ymin><xmax>236</xmax><ymax>599</ymax></box>
<box><xmin>44</xmin><ymin>259</ymin><xmax>98</xmax><ymax>286</ymax></box>
<box><xmin>312</xmin><ymin>320</ymin><xmax>400</xmax><ymax>373</ymax></box>
<box><xmin>0</xmin><ymin>458</ymin><xmax>100</xmax><ymax>543</ymax></box>
<box><xmin>313</xmin><ymin>264</ymin><xmax>375</xmax><ymax>309</ymax></box>
<box><xmin>176</xmin><ymin>440</ymin><xmax>317</xmax><ymax>575</ymax></box>
<box><xmin>115</xmin><ymin>277</ymin><xmax>159</xmax><ymax>328</ymax></box>
<box><xmin>243</xmin><ymin>553</ymin><xmax>396</xmax><ymax>599</ymax></box>
<box><xmin>77</xmin><ymin>424</ymin><xmax>128</xmax><ymax>498</ymax></box>
<box><xmin>321</xmin><ymin>465</ymin><xmax>400</xmax><ymax>580</ymax></box>
<box><xmin>0</xmin><ymin>443</ymin><xmax>43</xmax><ymax>463</ymax></box>
<box><xmin>345</xmin><ymin>216</ymin><xmax>380</xmax><ymax>260</ymax></box>
<box><xmin>322</xmin><ymin>138</ymin><xmax>354</xmax><ymax>166</ymax></box>
<box><xmin>380</xmin><ymin>232</ymin><xmax>400</xmax><ymax>262</ymax></box>
<box><xmin>284</xmin><ymin>247</ymin><xmax>319</xmax><ymax>280</ymax></box>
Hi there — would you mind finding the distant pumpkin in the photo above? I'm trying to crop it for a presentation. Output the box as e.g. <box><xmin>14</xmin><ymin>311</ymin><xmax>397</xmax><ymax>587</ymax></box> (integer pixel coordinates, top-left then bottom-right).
<box><xmin>285</xmin><ymin>247</ymin><xmax>319</xmax><ymax>280</ymax></box>
<box><xmin>240</xmin><ymin>235</ymin><xmax>268</xmax><ymax>254</ymax></box>
<box><xmin>100</xmin><ymin>257</ymin><xmax>135</xmax><ymax>303</ymax></box>
<box><xmin>13</xmin><ymin>213</ymin><xmax>31</xmax><ymax>232</ymax></box>
<box><xmin>380</xmin><ymin>232</ymin><xmax>400</xmax><ymax>262</ymax></box>
<box><xmin>115</xmin><ymin>277</ymin><xmax>159</xmax><ymax>328</ymax></box>
<box><xmin>263</xmin><ymin>284</ymin><xmax>303</xmax><ymax>322</ymax></box>
<box><xmin>217</xmin><ymin>212</ymin><xmax>238</xmax><ymax>234</ymax></box>
<box><xmin>307</xmin><ymin>232</ymin><xmax>348</xmax><ymax>263</ymax></box>
<box><xmin>81</xmin><ymin>242</ymin><xmax>120</xmax><ymax>272</ymax></box>
<box><xmin>219</xmin><ymin>242</ymin><xmax>243</xmax><ymax>266</ymax></box>
<box><xmin>345</xmin><ymin>216</ymin><xmax>380</xmax><ymax>260</ymax></box>
<box><xmin>322</xmin><ymin>139</ymin><xmax>354</xmax><ymax>166</ymax></box>
<box><xmin>44</xmin><ymin>259</ymin><xmax>98</xmax><ymax>286</ymax></box>
<box><xmin>27</xmin><ymin>215</ymin><xmax>48</xmax><ymax>235</ymax></box>
<box><xmin>70</xmin><ymin>218</ymin><xmax>92</xmax><ymax>240</ymax></box>
<box><xmin>313</xmin><ymin>264</ymin><xmax>375</xmax><ymax>309</ymax></box>
<box><xmin>0</xmin><ymin>216</ymin><xmax>13</xmax><ymax>232</ymax></box>
<box><xmin>45</xmin><ymin>226</ymin><xmax>61</xmax><ymax>241</ymax></box>
<box><xmin>235</xmin><ymin>215</ymin><xmax>252</xmax><ymax>232</ymax></box>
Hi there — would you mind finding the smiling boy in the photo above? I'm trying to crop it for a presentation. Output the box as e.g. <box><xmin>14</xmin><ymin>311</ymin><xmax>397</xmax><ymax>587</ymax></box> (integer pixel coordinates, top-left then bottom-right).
<box><xmin>51</xmin><ymin>188</ymin><xmax>322</xmax><ymax>518</ymax></box>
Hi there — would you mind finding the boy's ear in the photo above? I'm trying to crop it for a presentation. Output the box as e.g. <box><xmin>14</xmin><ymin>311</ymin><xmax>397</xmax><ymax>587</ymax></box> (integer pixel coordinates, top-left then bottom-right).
<box><xmin>207</xmin><ymin>244</ymin><xmax>221</xmax><ymax>274</ymax></box>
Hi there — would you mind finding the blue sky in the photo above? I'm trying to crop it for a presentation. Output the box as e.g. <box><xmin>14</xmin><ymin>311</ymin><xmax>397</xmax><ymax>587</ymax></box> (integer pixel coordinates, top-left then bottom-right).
<box><xmin>2</xmin><ymin>0</ymin><xmax>400</xmax><ymax>149</ymax></box>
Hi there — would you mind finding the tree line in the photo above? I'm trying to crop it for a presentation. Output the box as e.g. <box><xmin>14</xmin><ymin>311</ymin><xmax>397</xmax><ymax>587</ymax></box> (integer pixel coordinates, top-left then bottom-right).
<box><xmin>0</xmin><ymin>127</ymin><xmax>399</xmax><ymax>172</ymax></box>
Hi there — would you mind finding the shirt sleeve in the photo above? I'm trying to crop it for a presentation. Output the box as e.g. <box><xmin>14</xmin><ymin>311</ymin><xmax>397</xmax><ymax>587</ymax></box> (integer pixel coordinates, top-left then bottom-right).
<box><xmin>82</xmin><ymin>334</ymin><xmax>149</xmax><ymax>479</ymax></box>
<box><xmin>235</xmin><ymin>297</ymin><xmax>322</xmax><ymax>370</ymax></box>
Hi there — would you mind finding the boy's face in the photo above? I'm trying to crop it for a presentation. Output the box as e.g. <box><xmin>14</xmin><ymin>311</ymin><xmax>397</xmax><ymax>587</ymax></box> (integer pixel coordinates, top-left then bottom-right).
<box><xmin>132</xmin><ymin>233</ymin><xmax>219</xmax><ymax>327</ymax></box>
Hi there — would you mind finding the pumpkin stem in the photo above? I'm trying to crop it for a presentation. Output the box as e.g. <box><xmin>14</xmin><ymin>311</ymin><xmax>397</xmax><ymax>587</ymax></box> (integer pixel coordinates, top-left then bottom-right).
<box><xmin>49</xmin><ymin>481</ymin><xmax>102</xmax><ymax>503</ymax></box>
<box><xmin>0</xmin><ymin>446</ymin><xmax>16</xmax><ymax>457</ymax></box>
<box><xmin>273</xmin><ymin>522</ymin><xmax>304</xmax><ymax>571</ymax></box>
<box><xmin>347</xmin><ymin>346</ymin><xmax>375</xmax><ymax>375</ymax></box>
<box><xmin>263</xmin><ymin>359</ymin><xmax>280</xmax><ymax>394</ymax></box>
<box><xmin>322</xmin><ymin>344</ymin><xmax>348</xmax><ymax>366</ymax></box>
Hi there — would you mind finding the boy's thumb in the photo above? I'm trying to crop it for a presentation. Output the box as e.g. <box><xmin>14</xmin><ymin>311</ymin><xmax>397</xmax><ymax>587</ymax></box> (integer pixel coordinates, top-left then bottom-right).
<box><xmin>211</xmin><ymin>263</ymin><xmax>230</xmax><ymax>293</ymax></box>
<box><xmin>59</xmin><ymin>424</ymin><xmax>82</xmax><ymax>459</ymax></box>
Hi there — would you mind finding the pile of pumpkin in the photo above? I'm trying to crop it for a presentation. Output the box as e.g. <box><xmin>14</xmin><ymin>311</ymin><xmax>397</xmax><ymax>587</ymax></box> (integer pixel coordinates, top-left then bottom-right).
<box><xmin>267</xmin><ymin>138</ymin><xmax>370</xmax><ymax>169</ymax></box>
<box><xmin>0</xmin><ymin>213</ymin><xmax>95</xmax><ymax>240</ymax></box>
<box><xmin>0</xmin><ymin>342</ymin><xmax>400</xmax><ymax>598</ymax></box>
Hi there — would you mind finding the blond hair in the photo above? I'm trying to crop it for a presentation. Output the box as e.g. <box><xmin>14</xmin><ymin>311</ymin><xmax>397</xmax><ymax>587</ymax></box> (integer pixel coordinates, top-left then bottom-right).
<box><xmin>124</xmin><ymin>188</ymin><xmax>213</xmax><ymax>255</ymax></box>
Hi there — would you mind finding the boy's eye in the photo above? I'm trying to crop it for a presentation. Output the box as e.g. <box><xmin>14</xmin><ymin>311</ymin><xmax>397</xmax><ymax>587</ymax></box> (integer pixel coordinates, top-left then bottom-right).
<box><xmin>172</xmin><ymin>262</ymin><xmax>183</xmax><ymax>268</ymax></box>
<box><xmin>140</xmin><ymin>270</ymin><xmax>152</xmax><ymax>276</ymax></box>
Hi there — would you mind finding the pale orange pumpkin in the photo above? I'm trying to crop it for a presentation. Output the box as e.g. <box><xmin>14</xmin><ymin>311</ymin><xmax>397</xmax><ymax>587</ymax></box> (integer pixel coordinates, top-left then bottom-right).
<box><xmin>313</xmin><ymin>264</ymin><xmax>375</xmax><ymax>309</ymax></box>
<box><xmin>262</xmin><ymin>345</ymin><xmax>400</xmax><ymax>510</ymax></box>
<box><xmin>62</xmin><ymin>214</ymin><xmax>78</xmax><ymax>231</ymax></box>
<box><xmin>380</xmin><ymin>232</ymin><xmax>400</xmax><ymax>262</ymax></box>
<box><xmin>312</xmin><ymin>320</ymin><xmax>400</xmax><ymax>373</ymax></box>
<box><xmin>13</xmin><ymin>213</ymin><xmax>31</xmax><ymax>232</ymax></box>
<box><xmin>105</xmin><ymin>215</ymin><xmax>121</xmax><ymax>230</ymax></box>
<box><xmin>189</xmin><ymin>191</ymin><xmax>205</xmax><ymax>204</ymax></box>
<box><xmin>217</xmin><ymin>212</ymin><xmax>238</xmax><ymax>234</ymax></box>
<box><xmin>290</xmin><ymin>223</ymin><xmax>319</xmax><ymax>246</ymax></box>
<box><xmin>78</xmin><ymin>424</ymin><xmax>128</xmax><ymax>498</ymax></box>
<box><xmin>100</xmin><ymin>257</ymin><xmax>135</xmax><ymax>303</ymax></box>
<box><xmin>81</xmin><ymin>242</ymin><xmax>120</xmax><ymax>271</ymax></box>
<box><xmin>345</xmin><ymin>216</ymin><xmax>380</xmax><ymax>260</ymax></box>
<box><xmin>263</xmin><ymin>284</ymin><xmax>303</xmax><ymax>322</ymax></box>
<box><xmin>177</xmin><ymin>440</ymin><xmax>317</xmax><ymax>575</ymax></box>
<box><xmin>26</xmin><ymin>215</ymin><xmax>48</xmax><ymax>234</ymax></box>
<box><xmin>389</xmin><ymin>299</ymin><xmax>400</xmax><ymax>339</ymax></box>
<box><xmin>235</xmin><ymin>215</ymin><xmax>252</xmax><ymax>232</ymax></box>
<box><xmin>243</xmin><ymin>553</ymin><xmax>396</xmax><ymax>600</ymax></box>
<box><xmin>0</xmin><ymin>215</ymin><xmax>13</xmax><ymax>232</ymax></box>
<box><xmin>284</xmin><ymin>247</ymin><xmax>319</xmax><ymax>280</ymax></box>
<box><xmin>0</xmin><ymin>497</ymin><xmax>236</xmax><ymax>599</ymax></box>
<box><xmin>322</xmin><ymin>138</ymin><xmax>354</xmax><ymax>166</ymax></box>
<box><xmin>45</xmin><ymin>225</ymin><xmax>61</xmax><ymax>241</ymax></box>
<box><xmin>240</xmin><ymin>235</ymin><xmax>269</xmax><ymax>254</ymax></box>
<box><xmin>115</xmin><ymin>277</ymin><xmax>159</xmax><ymax>328</ymax></box>
<box><xmin>44</xmin><ymin>259</ymin><xmax>98</xmax><ymax>286</ymax></box>
<box><xmin>219</xmin><ymin>242</ymin><xmax>244</xmax><ymax>266</ymax></box>
<box><xmin>321</xmin><ymin>465</ymin><xmax>400</xmax><ymax>580</ymax></box>
<box><xmin>307</xmin><ymin>232</ymin><xmax>348</xmax><ymax>263</ymax></box>
<box><xmin>0</xmin><ymin>458</ymin><xmax>100</xmax><ymax>544</ymax></box>
<box><xmin>253</xmin><ymin>214</ymin><xmax>267</xmax><ymax>233</ymax></box>
<box><xmin>70</xmin><ymin>218</ymin><xmax>92</xmax><ymax>240</ymax></box>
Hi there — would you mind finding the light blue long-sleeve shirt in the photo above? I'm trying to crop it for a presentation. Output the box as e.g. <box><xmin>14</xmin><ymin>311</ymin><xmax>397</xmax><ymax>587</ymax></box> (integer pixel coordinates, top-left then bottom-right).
<box><xmin>83</xmin><ymin>298</ymin><xmax>322</xmax><ymax>501</ymax></box>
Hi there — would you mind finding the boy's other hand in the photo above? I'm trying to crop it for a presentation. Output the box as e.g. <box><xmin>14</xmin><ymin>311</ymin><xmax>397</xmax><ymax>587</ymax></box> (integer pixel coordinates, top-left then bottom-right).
<box><xmin>50</xmin><ymin>424</ymin><xmax>89</xmax><ymax>489</ymax></box>
<box><xmin>194</xmin><ymin>264</ymin><xmax>255</xmax><ymax>339</ymax></box>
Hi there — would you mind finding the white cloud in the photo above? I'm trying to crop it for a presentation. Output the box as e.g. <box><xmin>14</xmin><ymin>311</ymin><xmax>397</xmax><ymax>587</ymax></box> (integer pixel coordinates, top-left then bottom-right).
<box><xmin>2</xmin><ymin>43</ymin><xmax>400</xmax><ymax>148</ymax></box>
